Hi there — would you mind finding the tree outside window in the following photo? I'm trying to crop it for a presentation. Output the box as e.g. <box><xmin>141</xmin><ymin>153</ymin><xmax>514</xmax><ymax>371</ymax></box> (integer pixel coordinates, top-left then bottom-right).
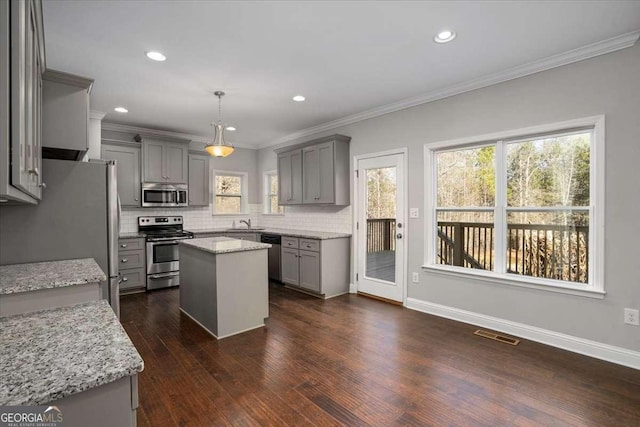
<box><xmin>265</xmin><ymin>172</ymin><xmax>284</xmax><ymax>214</ymax></box>
<box><xmin>215</xmin><ymin>174</ymin><xmax>243</xmax><ymax>214</ymax></box>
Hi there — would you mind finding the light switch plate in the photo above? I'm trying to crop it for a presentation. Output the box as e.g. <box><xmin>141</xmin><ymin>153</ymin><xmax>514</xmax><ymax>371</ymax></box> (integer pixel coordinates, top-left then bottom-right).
<box><xmin>410</xmin><ymin>208</ymin><xmax>419</xmax><ymax>219</ymax></box>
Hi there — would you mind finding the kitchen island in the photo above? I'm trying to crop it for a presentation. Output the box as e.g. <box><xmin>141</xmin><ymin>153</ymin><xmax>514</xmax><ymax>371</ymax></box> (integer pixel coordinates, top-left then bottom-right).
<box><xmin>179</xmin><ymin>237</ymin><xmax>271</xmax><ymax>339</ymax></box>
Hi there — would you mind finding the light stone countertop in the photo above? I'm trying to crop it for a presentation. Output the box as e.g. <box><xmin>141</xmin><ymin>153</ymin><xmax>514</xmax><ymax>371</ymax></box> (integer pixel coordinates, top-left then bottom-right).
<box><xmin>0</xmin><ymin>258</ymin><xmax>107</xmax><ymax>295</ymax></box>
<box><xmin>180</xmin><ymin>237</ymin><xmax>271</xmax><ymax>254</ymax></box>
<box><xmin>119</xmin><ymin>232</ymin><xmax>146</xmax><ymax>239</ymax></box>
<box><xmin>0</xmin><ymin>300</ymin><xmax>144</xmax><ymax>406</ymax></box>
<box><xmin>187</xmin><ymin>227</ymin><xmax>351</xmax><ymax>240</ymax></box>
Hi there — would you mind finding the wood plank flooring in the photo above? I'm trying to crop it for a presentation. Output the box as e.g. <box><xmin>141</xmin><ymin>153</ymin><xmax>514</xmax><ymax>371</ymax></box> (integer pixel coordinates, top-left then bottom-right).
<box><xmin>120</xmin><ymin>284</ymin><xmax>640</xmax><ymax>426</ymax></box>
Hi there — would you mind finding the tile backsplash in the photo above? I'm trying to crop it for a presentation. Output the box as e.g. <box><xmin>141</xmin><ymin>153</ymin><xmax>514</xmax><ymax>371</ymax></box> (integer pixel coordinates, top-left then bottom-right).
<box><xmin>121</xmin><ymin>204</ymin><xmax>352</xmax><ymax>234</ymax></box>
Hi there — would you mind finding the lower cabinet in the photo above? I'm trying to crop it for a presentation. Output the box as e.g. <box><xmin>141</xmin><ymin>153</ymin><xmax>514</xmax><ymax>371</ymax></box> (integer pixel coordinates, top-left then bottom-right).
<box><xmin>280</xmin><ymin>237</ymin><xmax>350</xmax><ymax>298</ymax></box>
<box><xmin>118</xmin><ymin>237</ymin><xmax>146</xmax><ymax>293</ymax></box>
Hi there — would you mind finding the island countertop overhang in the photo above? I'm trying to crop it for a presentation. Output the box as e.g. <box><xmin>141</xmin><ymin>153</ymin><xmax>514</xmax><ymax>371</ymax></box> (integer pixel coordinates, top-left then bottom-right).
<box><xmin>179</xmin><ymin>237</ymin><xmax>271</xmax><ymax>255</ymax></box>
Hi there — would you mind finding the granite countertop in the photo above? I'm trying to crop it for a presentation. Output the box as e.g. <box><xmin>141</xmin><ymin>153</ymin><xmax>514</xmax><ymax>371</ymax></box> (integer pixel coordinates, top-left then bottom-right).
<box><xmin>0</xmin><ymin>300</ymin><xmax>144</xmax><ymax>406</ymax></box>
<box><xmin>187</xmin><ymin>227</ymin><xmax>351</xmax><ymax>240</ymax></box>
<box><xmin>119</xmin><ymin>232</ymin><xmax>146</xmax><ymax>239</ymax></box>
<box><xmin>180</xmin><ymin>237</ymin><xmax>271</xmax><ymax>254</ymax></box>
<box><xmin>0</xmin><ymin>258</ymin><xmax>107</xmax><ymax>295</ymax></box>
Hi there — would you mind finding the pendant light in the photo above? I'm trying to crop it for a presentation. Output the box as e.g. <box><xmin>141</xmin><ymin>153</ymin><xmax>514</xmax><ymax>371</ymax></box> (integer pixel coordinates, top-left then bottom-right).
<box><xmin>205</xmin><ymin>91</ymin><xmax>235</xmax><ymax>157</ymax></box>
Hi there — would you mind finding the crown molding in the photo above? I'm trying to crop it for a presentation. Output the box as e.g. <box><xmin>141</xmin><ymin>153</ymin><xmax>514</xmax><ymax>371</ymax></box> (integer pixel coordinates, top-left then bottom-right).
<box><xmin>101</xmin><ymin>122</ymin><xmax>254</xmax><ymax>149</ymax></box>
<box><xmin>90</xmin><ymin>110</ymin><xmax>107</xmax><ymax>120</ymax></box>
<box><xmin>258</xmin><ymin>31</ymin><xmax>639</xmax><ymax>150</ymax></box>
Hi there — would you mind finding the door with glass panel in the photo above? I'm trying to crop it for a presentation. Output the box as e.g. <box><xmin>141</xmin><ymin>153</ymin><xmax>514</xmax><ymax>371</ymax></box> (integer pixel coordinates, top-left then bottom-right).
<box><xmin>356</xmin><ymin>153</ymin><xmax>405</xmax><ymax>302</ymax></box>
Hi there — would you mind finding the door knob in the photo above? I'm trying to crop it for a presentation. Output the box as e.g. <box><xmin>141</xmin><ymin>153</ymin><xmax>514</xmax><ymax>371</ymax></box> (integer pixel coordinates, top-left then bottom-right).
<box><xmin>396</xmin><ymin>233</ymin><xmax>403</xmax><ymax>239</ymax></box>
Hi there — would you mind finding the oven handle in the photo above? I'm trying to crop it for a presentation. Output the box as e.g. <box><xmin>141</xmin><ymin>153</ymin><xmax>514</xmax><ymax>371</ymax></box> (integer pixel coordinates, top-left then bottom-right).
<box><xmin>149</xmin><ymin>272</ymin><xmax>180</xmax><ymax>280</ymax></box>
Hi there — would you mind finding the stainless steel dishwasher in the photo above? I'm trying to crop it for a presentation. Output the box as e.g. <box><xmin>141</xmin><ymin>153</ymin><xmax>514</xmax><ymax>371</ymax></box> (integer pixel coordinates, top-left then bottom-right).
<box><xmin>260</xmin><ymin>234</ymin><xmax>281</xmax><ymax>282</ymax></box>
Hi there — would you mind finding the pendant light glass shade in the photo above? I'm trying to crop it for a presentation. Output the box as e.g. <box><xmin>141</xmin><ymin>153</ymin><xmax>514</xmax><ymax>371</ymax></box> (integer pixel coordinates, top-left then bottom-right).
<box><xmin>205</xmin><ymin>91</ymin><xmax>235</xmax><ymax>157</ymax></box>
<box><xmin>206</xmin><ymin>123</ymin><xmax>234</xmax><ymax>157</ymax></box>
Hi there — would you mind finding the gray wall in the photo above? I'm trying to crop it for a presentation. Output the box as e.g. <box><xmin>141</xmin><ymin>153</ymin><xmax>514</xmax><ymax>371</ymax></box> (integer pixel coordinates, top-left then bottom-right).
<box><xmin>257</xmin><ymin>43</ymin><xmax>640</xmax><ymax>351</ymax></box>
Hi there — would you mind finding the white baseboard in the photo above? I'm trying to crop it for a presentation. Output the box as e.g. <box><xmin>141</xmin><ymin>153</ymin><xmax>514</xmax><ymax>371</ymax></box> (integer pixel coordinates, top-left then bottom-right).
<box><xmin>349</xmin><ymin>283</ymin><xmax>357</xmax><ymax>294</ymax></box>
<box><xmin>405</xmin><ymin>297</ymin><xmax>640</xmax><ymax>370</ymax></box>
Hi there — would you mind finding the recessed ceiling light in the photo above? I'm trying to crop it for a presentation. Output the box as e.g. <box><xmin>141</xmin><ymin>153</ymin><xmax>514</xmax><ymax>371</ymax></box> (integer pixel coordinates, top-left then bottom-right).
<box><xmin>434</xmin><ymin>30</ymin><xmax>456</xmax><ymax>43</ymax></box>
<box><xmin>292</xmin><ymin>95</ymin><xmax>306</xmax><ymax>102</ymax></box>
<box><xmin>145</xmin><ymin>51</ymin><xmax>166</xmax><ymax>61</ymax></box>
<box><xmin>114</xmin><ymin>107</ymin><xmax>128</xmax><ymax>113</ymax></box>
<box><xmin>225</xmin><ymin>126</ymin><xmax>236</xmax><ymax>131</ymax></box>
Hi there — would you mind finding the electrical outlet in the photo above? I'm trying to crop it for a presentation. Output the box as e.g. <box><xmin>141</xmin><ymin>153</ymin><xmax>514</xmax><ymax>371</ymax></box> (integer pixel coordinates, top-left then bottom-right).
<box><xmin>624</xmin><ymin>308</ymin><xmax>639</xmax><ymax>326</ymax></box>
<box><xmin>412</xmin><ymin>272</ymin><xmax>419</xmax><ymax>283</ymax></box>
<box><xmin>410</xmin><ymin>208</ymin><xmax>419</xmax><ymax>219</ymax></box>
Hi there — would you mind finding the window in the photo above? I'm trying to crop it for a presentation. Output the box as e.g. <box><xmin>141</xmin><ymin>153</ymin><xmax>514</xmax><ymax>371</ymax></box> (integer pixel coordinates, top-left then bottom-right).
<box><xmin>424</xmin><ymin>117</ymin><xmax>604</xmax><ymax>296</ymax></box>
<box><xmin>263</xmin><ymin>171</ymin><xmax>284</xmax><ymax>214</ymax></box>
<box><xmin>213</xmin><ymin>172</ymin><xmax>247</xmax><ymax>214</ymax></box>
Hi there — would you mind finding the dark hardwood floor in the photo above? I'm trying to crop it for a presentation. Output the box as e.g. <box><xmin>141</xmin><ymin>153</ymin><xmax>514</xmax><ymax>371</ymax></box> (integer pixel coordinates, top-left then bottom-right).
<box><xmin>120</xmin><ymin>284</ymin><xmax>640</xmax><ymax>426</ymax></box>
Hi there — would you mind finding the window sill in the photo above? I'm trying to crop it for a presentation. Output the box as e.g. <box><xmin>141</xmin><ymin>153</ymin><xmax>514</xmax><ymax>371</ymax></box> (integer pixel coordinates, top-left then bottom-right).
<box><xmin>212</xmin><ymin>213</ymin><xmax>249</xmax><ymax>216</ymax></box>
<box><xmin>421</xmin><ymin>264</ymin><xmax>605</xmax><ymax>299</ymax></box>
<box><xmin>261</xmin><ymin>213</ymin><xmax>285</xmax><ymax>216</ymax></box>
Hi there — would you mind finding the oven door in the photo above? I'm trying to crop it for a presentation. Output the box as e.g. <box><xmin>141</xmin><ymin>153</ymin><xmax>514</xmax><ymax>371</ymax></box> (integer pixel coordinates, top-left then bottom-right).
<box><xmin>147</xmin><ymin>240</ymin><xmax>180</xmax><ymax>275</ymax></box>
<box><xmin>142</xmin><ymin>188</ymin><xmax>177</xmax><ymax>207</ymax></box>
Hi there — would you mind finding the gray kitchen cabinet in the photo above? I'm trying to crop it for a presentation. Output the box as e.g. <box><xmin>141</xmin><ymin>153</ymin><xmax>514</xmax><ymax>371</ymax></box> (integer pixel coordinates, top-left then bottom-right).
<box><xmin>118</xmin><ymin>237</ymin><xmax>146</xmax><ymax>294</ymax></box>
<box><xmin>42</xmin><ymin>69</ymin><xmax>93</xmax><ymax>160</ymax></box>
<box><xmin>277</xmin><ymin>149</ymin><xmax>302</xmax><ymax>205</ymax></box>
<box><xmin>188</xmin><ymin>152</ymin><xmax>210</xmax><ymax>206</ymax></box>
<box><xmin>275</xmin><ymin>134</ymin><xmax>350</xmax><ymax>206</ymax></box>
<box><xmin>101</xmin><ymin>143</ymin><xmax>141</xmax><ymax>207</ymax></box>
<box><xmin>280</xmin><ymin>236</ymin><xmax>350</xmax><ymax>298</ymax></box>
<box><xmin>302</xmin><ymin>142</ymin><xmax>335</xmax><ymax>204</ymax></box>
<box><xmin>281</xmin><ymin>247</ymin><xmax>300</xmax><ymax>286</ymax></box>
<box><xmin>299</xmin><ymin>250</ymin><xmax>321</xmax><ymax>293</ymax></box>
<box><xmin>141</xmin><ymin>137</ymin><xmax>189</xmax><ymax>184</ymax></box>
<box><xmin>1</xmin><ymin>0</ymin><xmax>45</xmax><ymax>204</ymax></box>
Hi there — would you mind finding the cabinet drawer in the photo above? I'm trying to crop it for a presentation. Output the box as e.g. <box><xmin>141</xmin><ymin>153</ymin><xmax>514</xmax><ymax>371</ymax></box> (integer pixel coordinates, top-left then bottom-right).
<box><xmin>282</xmin><ymin>236</ymin><xmax>299</xmax><ymax>249</ymax></box>
<box><xmin>120</xmin><ymin>268</ymin><xmax>146</xmax><ymax>291</ymax></box>
<box><xmin>118</xmin><ymin>238</ymin><xmax>144</xmax><ymax>251</ymax></box>
<box><xmin>118</xmin><ymin>251</ymin><xmax>144</xmax><ymax>269</ymax></box>
<box><xmin>299</xmin><ymin>239</ymin><xmax>320</xmax><ymax>252</ymax></box>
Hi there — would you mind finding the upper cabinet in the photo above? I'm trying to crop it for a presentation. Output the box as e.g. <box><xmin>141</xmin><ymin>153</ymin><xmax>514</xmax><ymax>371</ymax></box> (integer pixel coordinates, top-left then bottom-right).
<box><xmin>41</xmin><ymin>69</ymin><xmax>93</xmax><ymax>161</ymax></box>
<box><xmin>276</xmin><ymin>135</ymin><xmax>350</xmax><ymax>206</ymax></box>
<box><xmin>140</xmin><ymin>137</ymin><xmax>189</xmax><ymax>184</ymax></box>
<box><xmin>277</xmin><ymin>150</ymin><xmax>302</xmax><ymax>205</ymax></box>
<box><xmin>188</xmin><ymin>152</ymin><xmax>210</xmax><ymax>206</ymax></box>
<box><xmin>0</xmin><ymin>0</ymin><xmax>45</xmax><ymax>204</ymax></box>
<box><xmin>101</xmin><ymin>142</ymin><xmax>141</xmax><ymax>207</ymax></box>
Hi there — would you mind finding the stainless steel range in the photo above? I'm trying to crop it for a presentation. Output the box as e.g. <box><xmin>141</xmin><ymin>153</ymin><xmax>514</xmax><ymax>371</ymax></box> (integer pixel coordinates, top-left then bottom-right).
<box><xmin>139</xmin><ymin>216</ymin><xmax>194</xmax><ymax>290</ymax></box>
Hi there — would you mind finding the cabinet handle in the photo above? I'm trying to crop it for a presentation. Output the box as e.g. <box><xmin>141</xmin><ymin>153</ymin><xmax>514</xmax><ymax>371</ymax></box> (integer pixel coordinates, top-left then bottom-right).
<box><xmin>39</xmin><ymin>182</ymin><xmax>46</xmax><ymax>189</ymax></box>
<box><xmin>135</xmin><ymin>197</ymin><xmax>139</xmax><ymax>201</ymax></box>
<box><xmin>306</xmin><ymin>244</ymin><xmax>311</xmax><ymax>248</ymax></box>
<box><xmin>121</xmin><ymin>244</ymin><xmax>128</xmax><ymax>248</ymax></box>
<box><xmin>28</xmin><ymin>168</ymin><xmax>39</xmax><ymax>176</ymax></box>
<box><xmin>121</xmin><ymin>258</ymin><xmax>128</xmax><ymax>263</ymax></box>
<box><xmin>122</xmin><ymin>277</ymin><xmax>128</xmax><ymax>282</ymax></box>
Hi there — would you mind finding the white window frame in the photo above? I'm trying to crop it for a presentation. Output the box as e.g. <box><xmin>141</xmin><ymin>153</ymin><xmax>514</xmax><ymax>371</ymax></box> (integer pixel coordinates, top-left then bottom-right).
<box><xmin>262</xmin><ymin>170</ymin><xmax>284</xmax><ymax>215</ymax></box>
<box><xmin>423</xmin><ymin>116</ymin><xmax>605</xmax><ymax>299</ymax></box>
<box><xmin>212</xmin><ymin>170</ymin><xmax>248</xmax><ymax>215</ymax></box>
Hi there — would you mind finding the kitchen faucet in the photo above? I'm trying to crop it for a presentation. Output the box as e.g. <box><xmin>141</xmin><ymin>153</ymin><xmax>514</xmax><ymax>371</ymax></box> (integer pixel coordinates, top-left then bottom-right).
<box><xmin>239</xmin><ymin>219</ymin><xmax>251</xmax><ymax>229</ymax></box>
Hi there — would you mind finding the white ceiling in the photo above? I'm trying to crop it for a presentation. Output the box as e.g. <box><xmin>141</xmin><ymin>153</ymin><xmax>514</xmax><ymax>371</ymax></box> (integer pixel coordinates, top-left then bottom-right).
<box><xmin>42</xmin><ymin>1</ymin><xmax>640</xmax><ymax>148</ymax></box>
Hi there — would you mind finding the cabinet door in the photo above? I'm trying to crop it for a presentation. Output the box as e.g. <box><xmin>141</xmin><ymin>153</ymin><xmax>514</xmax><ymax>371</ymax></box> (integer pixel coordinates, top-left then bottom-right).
<box><xmin>299</xmin><ymin>250</ymin><xmax>321</xmax><ymax>293</ymax></box>
<box><xmin>142</xmin><ymin>140</ymin><xmax>165</xmax><ymax>183</ymax></box>
<box><xmin>277</xmin><ymin>152</ymin><xmax>292</xmax><ymax>205</ymax></box>
<box><xmin>281</xmin><ymin>248</ymin><xmax>300</xmax><ymax>286</ymax></box>
<box><xmin>302</xmin><ymin>146</ymin><xmax>319</xmax><ymax>204</ymax></box>
<box><xmin>29</xmin><ymin>15</ymin><xmax>42</xmax><ymax>200</ymax></box>
<box><xmin>290</xmin><ymin>149</ymin><xmax>303</xmax><ymax>204</ymax></box>
<box><xmin>188</xmin><ymin>153</ymin><xmax>209</xmax><ymax>206</ymax></box>
<box><xmin>10</xmin><ymin>0</ymin><xmax>36</xmax><ymax>198</ymax></box>
<box><xmin>316</xmin><ymin>142</ymin><xmax>335</xmax><ymax>204</ymax></box>
<box><xmin>102</xmin><ymin>144</ymin><xmax>141</xmax><ymax>207</ymax></box>
<box><xmin>165</xmin><ymin>142</ymin><xmax>188</xmax><ymax>184</ymax></box>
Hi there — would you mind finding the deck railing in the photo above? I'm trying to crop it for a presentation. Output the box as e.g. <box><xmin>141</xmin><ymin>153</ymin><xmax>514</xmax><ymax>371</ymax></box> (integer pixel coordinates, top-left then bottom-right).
<box><xmin>437</xmin><ymin>221</ymin><xmax>589</xmax><ymax>283</ymax></box>
<box><xmin>366</xmin><ymin>218</ymin><xmax>396</xmax><ymax>253</ymax></box>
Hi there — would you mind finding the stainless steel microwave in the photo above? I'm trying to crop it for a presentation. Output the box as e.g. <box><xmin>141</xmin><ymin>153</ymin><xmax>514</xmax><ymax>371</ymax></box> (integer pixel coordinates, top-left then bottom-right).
<box><xmin>141</xmin><ymin>183</ymin><xmax>188</xmax><ymax>207</ymax></box>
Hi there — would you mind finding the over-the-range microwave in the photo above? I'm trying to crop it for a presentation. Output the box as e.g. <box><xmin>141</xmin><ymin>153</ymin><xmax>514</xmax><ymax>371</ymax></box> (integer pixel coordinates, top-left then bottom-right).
<box><xmin>141</xmin><ymin>183</ymin><xmax>188</xmax><ymax>207</ymax></box>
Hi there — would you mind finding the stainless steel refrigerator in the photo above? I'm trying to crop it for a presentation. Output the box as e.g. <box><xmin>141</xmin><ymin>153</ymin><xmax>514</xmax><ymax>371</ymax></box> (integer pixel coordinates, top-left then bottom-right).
<box><xmin>0</xmin><ymin>159</ymin><xmax>121</xmax><ymax>317</ymax></box>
